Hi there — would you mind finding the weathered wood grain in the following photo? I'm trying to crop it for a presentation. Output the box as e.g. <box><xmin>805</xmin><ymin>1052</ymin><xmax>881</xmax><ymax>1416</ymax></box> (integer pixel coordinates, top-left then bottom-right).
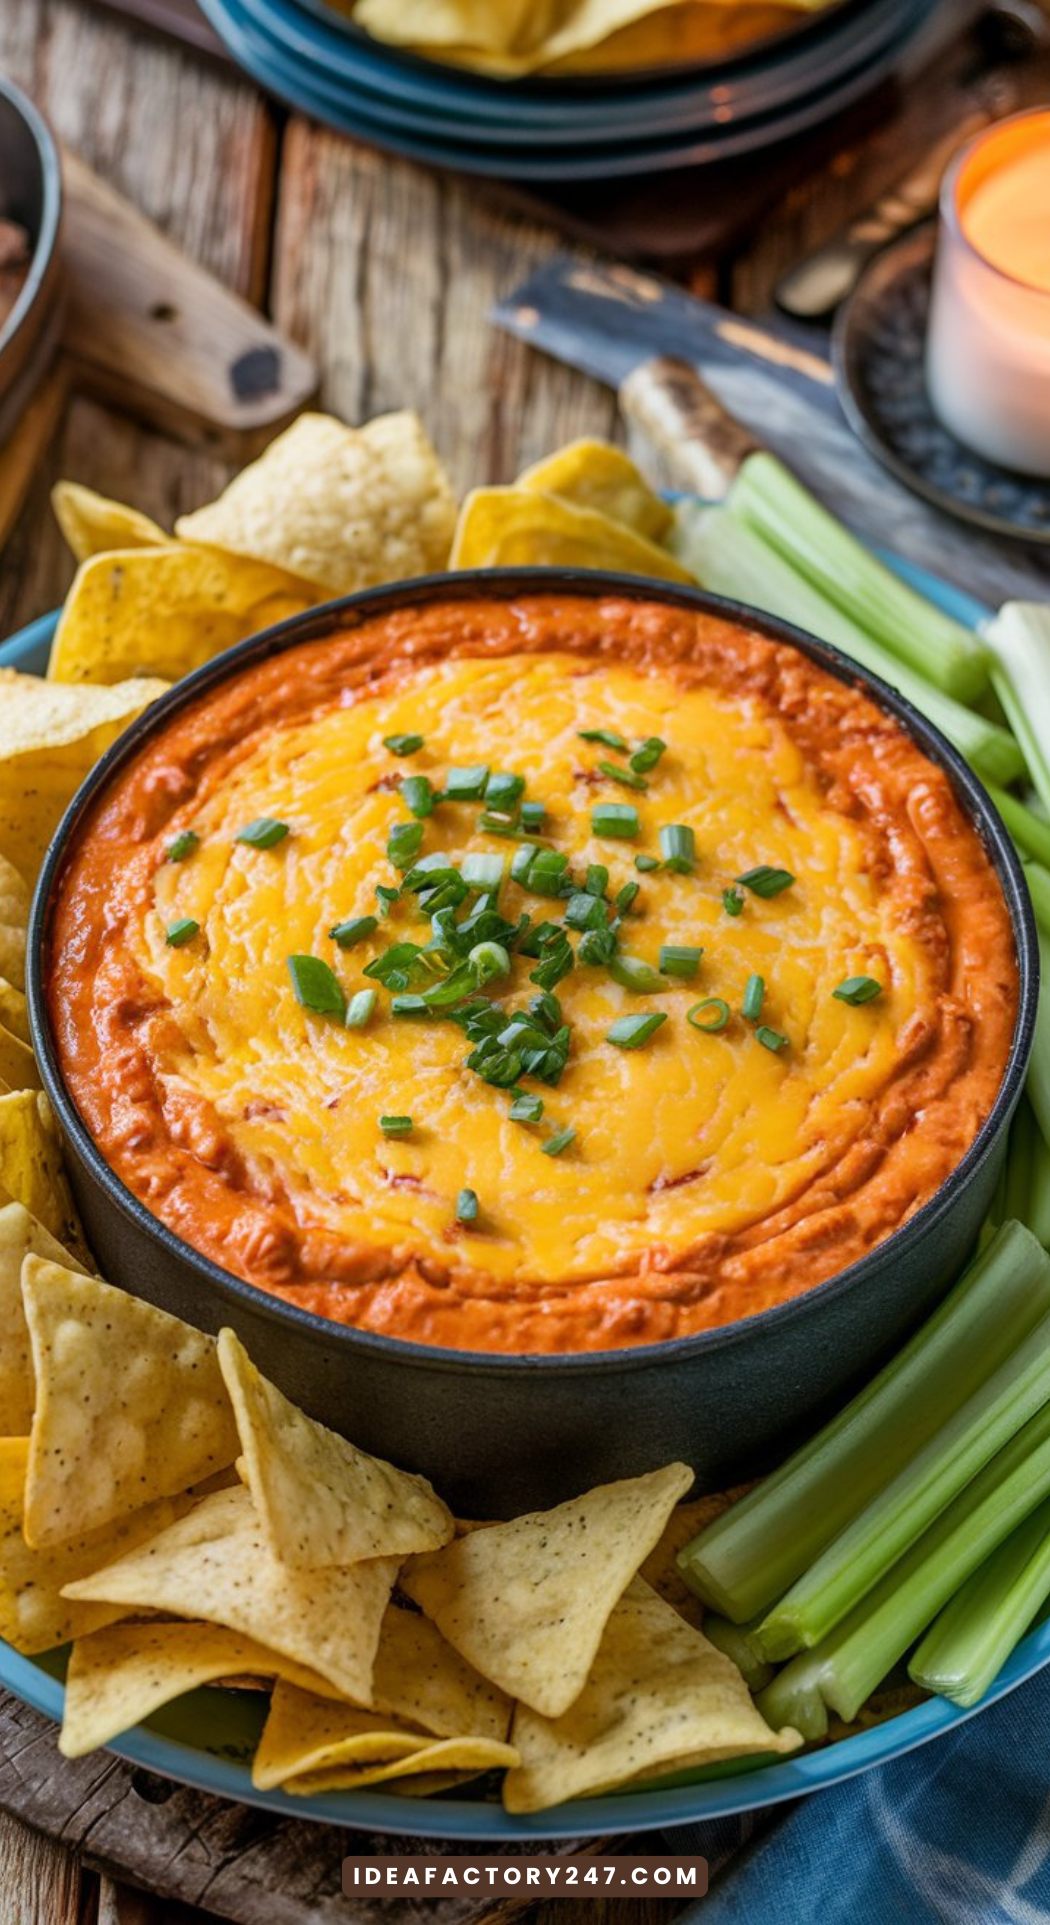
<box><xmin>0</xmin><ymin>1805</ymin><xmax>85</xmax><ymax>1925</ymax></box>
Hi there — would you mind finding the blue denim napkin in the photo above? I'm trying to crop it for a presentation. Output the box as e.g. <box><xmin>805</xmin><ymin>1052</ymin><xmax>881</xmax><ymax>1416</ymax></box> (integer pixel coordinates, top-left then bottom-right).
<box><xmin>668</xmin><ymin>1668</ymin><xmax>1050</xmax><ymax>1923</ymax></box>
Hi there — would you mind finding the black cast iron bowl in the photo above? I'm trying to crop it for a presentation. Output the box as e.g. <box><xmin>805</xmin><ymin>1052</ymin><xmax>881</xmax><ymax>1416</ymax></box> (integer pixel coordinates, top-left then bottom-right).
<box><xmin>28</xmin><ymin>570</ymin><xmax>1039</xmax><ymax>1517</ymax></box>
<box><xmin>0</xmin><ymin>72</ymin><xmax>63</xmax><ymax>446</ymax></box>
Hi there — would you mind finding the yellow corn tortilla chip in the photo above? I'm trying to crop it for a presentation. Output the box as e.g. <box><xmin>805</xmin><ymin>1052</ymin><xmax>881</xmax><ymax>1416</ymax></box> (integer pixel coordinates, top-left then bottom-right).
<box><xmin>0</xmin><ymin>1090</ymin><xmax>88</xmax><ymax>1262</ymax></box>
<box><xmin>0</xmin><ymin>1202</ymin><xmax>88</xmax><ymax>1434</ymax></box>
<box><xmin>517</xmin><ymin>441</ymin><xmax>672</xmax><ymax>543</ymax></box>
<box><xmin>0</xmin><ymin>978</ymin><xmax>29</xmax><ymax>1045</ymax></box>
<box><xmin>48</xmin><ymin>546</ymin><xmax>315</xmax><ymax>687</ymax></box>
<box><xmin>503</xmin><ymin>1579</ymin><xmax>800</xmax><ymax>1813</ymax></box>
<box><xmin>545</xmin><ymin>4</ymin><xmax>809</xmax><ymax>73</ymax></box>
<box><xmin>0</xmin><ymin>1437</ymin><xmax>191</xmax><ymax>1655</ymax></box>
<box><xmin>217</xmin><ymin>1328</ymin><xmax>454</xmax><ymax>1569</ymax></box>
<box><xmin>0</xmin><ymin>671</ymin><xmax>168</xmax><ymax>881</ymax></box>
<box><xmin>252</xmin><ymin>1678</ymin><xmax>519</xmax><ymax>1792</ymax></box>
<box><xmin>59</xmin><ymin>1619</ymin><xmax>344</xmax><ymax>1758</ymax></box>
<box><xmin>373</xmin><ymin>1603</ymin><xmax>511</xmax><ymax>1740</ymax></box>
<box><xmin>356</xmin><ymin>0</ymin><xmax>819</xmax><ymax>73</ymax></box>
<box><xmin>175</xmin><ymin>411</ymin><xmax>458</xmax><ymax>596</ymax></box>
<box><xmin>52</xmin><ymin>481</ymin><xmax>167</xmax><ymax>563</ymax></box>
<box><xmin>63</xmin><ymin>1484</ymin><xmax>400</xmax><ymax>1705</ymax></box>
<box><xmin>21</xmin><ymin>1255</ymin><xmax>238</xmax><ymax>1547</ymax></box>
<box><xmin>0</xmin><ymin>852</ymin><xmax>29</xmax><ymax>989</ymax></box>
<box><xmin>401</xmin><ymin>1462</ymin><xmax>693</xmax><ymax>1718</ymax></box>
<box><xmin>0</xmin><ymin>1022</ymin><xmax>38</xmax><ymax>1091</ymax></box>
<box><xmin>449</xmin><ymin>487</ymin><xmax>693</xmax><ymax>584</ymax></box>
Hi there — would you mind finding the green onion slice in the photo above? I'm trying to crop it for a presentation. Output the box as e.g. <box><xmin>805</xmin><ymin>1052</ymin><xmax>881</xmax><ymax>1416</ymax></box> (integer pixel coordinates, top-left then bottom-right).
<box><xmin>165</xmin><ymin>917</ymin><xmax>200</xmax><ymax>948</ymax></box>
<box><xmin>722</xmin><ymin>886</ymin><xmax>745</xmax><ymax>917</ymax></box>
<box><xmin>401</xmin><ymin>774</ymin><xmax>434</xmax><ymax>818</ymax></box>
<box><xmin>375</xmin><ymin>884</ymin><xmax>399</xmax><ymax>918</ymax></box>
<box><xmin>461</xmin><ymin>853</ymin><xmax>505</xmax><ymax>892</ymax></box>
<box><xmin>742</xmin><ymin>973</ymin><xmax>765</xmax><ymax>1022</ymax></box>
<box><xmin>391</xmin><ymin>994</ymin><xmax>431</xmax><ymax>1018</ymax></box>
<box><xmin>287</xmin><ymin>954</ymin><xmax>345</xmax><ymax>1018</ymax></box>
<box><xmin>383</xmin><ymin>733</ymin><xmax>423</xmax><ymax>756</ymax></box>
<box><xmin>509</xmin><ymin>1092</ymin><xmax>544</xmax><ymax>1124</ymax></box>
<box><xmin>833</xmin><ymin>976</ymin><xmax>884</xmax><ymax>1006</ymax></box>
<box><xmin>485</xmin><ymin>771</ymin><xmax>525</xmax><ymax>809</ymax></box>
<box><xmin>579</xmin><ymin>727</ymin><xmax>628</xmax><ymax>751</ymax></box>
<box><xmin>592</xmin><ymin>803</ymin><xmax>639</xmax><ymax>840</ymax></box>
<box><xmin>379</xmin><ymin>1115</ymin><xmax>413</xmax><ymax>1137</ymax></box>
<box><xmin>608</xmin><ymin>1012</ymin><xmax>668</xmax><ymax>1050</ymax></box>
<box><xmin>635</xmin><ymin>853</ymin><xmax>659</xmax><ymax>873</ymax></box>
<box><xmin>542</xmin><ymin>1127</ymin><xmax>576</xmax><ymax>1158</ymax></box>
<box><xmin>469</xmin><ymin>941</ymin><xmax>511</xmax><ymax>987</ymax></box>
<box><xmin>737</xmin><ymin>865</ymin><xmax>795</xmax><ymax>898</ymax></box>
<box><xmin>166</xmin><ymin>830</ymin><xmax>199</xmax><ymax>862</ymax></box>
<box><xmin>387</xmin><ymin>820</ymin><xmax>425</xmax><ymax>870</ymax></box>
<box><xmin>236</xmin><ymin>817</ymin><xmax>289</xmax><ymax>849</ymax></box>
<box><xmin>608</xmin><ymin>954</ymin><xmax>667</xmax><ymax>994</ymax></box>
<box><xmin>329</xmin><ymin>914</ymin><xmax>378</xmax><ymax>949</ymax></box>
<box><xmin>659</xmin><ymin>824</ymin><xmax>696</xmax><ymax>874</ymax></box>
<box><xmin>630</xmin><ymin>736</ymin><xmax>667</xmax><ymax>775</ymax></box>
<box><xmin>345</xmin><ymin>988</ymin><xmax>377</xmax><ymax>1028</ymax></box>
<box><xmin>444</xmin><ymin>765</ymin><xmax>489</xmax><ymax>801</ymax></box>
<box><xmin>599</xmin><ymin>759</ymin><xmax>648</xmax><ymax>792</ymax></box>
<box><xmin>616</xmin><ymin>881</ymin><xmax>640</xmax><ymax>914</ymax></box>
<box><xmin>456</xmin><ymin>1187</ymin><xmax>479</xmax><ymax>1224</ymax></box>
<box><xmin>585</xmin><ymin>864</ymin><xmax>609</xmax><ymax>898</ymax></box>
<box><xmin>660</xmin><ymin>944</ymin><xmax>703</xmax><ymax>979</ymax></box>
<box><xmin>756</xmin><ymin>1025</ymin><xmax>789</xmax><ymax>1053</ymax></box>
<box><xmin>520</xmin><ymin>800</ymin><xmax>546</xmax><ymax>833</ymax></box>
<box><xmin>688</xmin><ymin>998</ymin><xmax>731</xmax><ymax>1033</ymax></box>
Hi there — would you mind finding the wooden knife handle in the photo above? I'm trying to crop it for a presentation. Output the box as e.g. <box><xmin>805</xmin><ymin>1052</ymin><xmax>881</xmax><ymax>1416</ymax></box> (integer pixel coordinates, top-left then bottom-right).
<box><xmin>619</xmin><ymin>356</ymin><xmax>759</xmax><ymax>499</ymax></box>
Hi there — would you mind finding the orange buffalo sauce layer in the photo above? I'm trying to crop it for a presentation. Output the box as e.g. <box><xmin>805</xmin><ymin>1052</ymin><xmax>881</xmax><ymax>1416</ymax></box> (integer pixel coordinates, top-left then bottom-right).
<box><xmin>49</xmin><ymin>594</ymin><xmax>1018</xmax><ymax>1354</ymax></box>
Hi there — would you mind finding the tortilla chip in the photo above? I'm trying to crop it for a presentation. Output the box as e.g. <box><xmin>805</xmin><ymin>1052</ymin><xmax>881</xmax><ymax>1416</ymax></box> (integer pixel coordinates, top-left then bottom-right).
<box><xmin>0</xmin><ymin>1436</ymin><xmax>190</xmax><ymax>1655</ymax></box>
<box><xmin>0</xmin><ymin>671</ymin><xmax>168</xmax><ymax>882</ymax></box>
<box><xmin>59</xmin><ymin>1619</ymin><xmax>342</xmax><ymax>1757</ymax></box>
<box><xmin>0</xmin><ymin>852</ymin><xmax>29</xmax><ymax>989</ymax></box>
<box><xmin>517</xmin><ymin>442</ymin><xmax>672</xmax><ymax>543</ymax></box>
<box><xmin>52</xmin><ymin>481</ymin><xmax>167</xmax><ymax>563</ymax></box>
<box><xmin>0</xmin><ymin>1202</ymin><xmax>88</xmax><ymax>1434</ymax></box>
<box><xmin>639</xmin><ymin>1489</ymin><xmax>747</xmax><ymax>1628</ymax></box>
<box><xmin>217</xmin><ymin>1328</ymin><xmax>454</xmax><ymax>1570</ymax></box>
<box><xmin>503</xmin><ymin>1579</ymin><xmax>800</xmax><ymax>1813</ymax></box>
<box><xmin>252</xmin><ymin>1678</ymin><xmax>519</xmax><ymax>1792</ymax></box>
<box><xmin>48</xmin><ymin>546</ymin><xmax>314</xmax><ymax>687</ymax></box>
<box><xmin>0</xmin><ymin>1091</ymin><xmax>88</xmax><ymax>1261</ymax></box>
<box><xmin>401</xmin><ymin>1462</ymin><xmax>693</xmax><ymax>1718</ymax></box>
<box><xmin>175</xmin><ymin>411</ymin><xmax>457</xmax><ymax>596</ymax></box>
<box><xmin>373</xmin><ymin>1603</ymin><xmax>511</xmax><ymax>1740</ymax></box>
<box><xmin>545</xmin><ymin>4</ymin><xmax>808</xmax><ymax>73</ymax></box>
<box><xmin>0</xmin><ymin>1023</ymin><xmax>38</xmax><ymax>1092</ymax></box>
<box><xmin>0</xmin><ymin>979</ymin><xmax>29</xmax><ymax>1045</ymax></box>
<box><xmin>21</xmin><ymin>1256</ymin><xmax>238</xmax><ymax>1547</ymax></box>
<box><xmin>63</xmin><ymin>1484</ymin><xmax>400</xmax><ymax>1705</ymax></box>
<box><xmin>356</xmin><ymin>0</ymin><xmax>814</xmax><ymax>73</ymax></box>
<box><xmin>449</xmin><ymin>488</ymin><xmax>693</xmax><ymax>584</ymax></box>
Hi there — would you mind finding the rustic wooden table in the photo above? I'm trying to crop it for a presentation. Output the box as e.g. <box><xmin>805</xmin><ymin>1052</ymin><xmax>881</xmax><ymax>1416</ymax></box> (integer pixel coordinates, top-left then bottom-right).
<box><xmin>0</xmin><ymin>2</ymin><xmax>1044</xmax><ymax>1917</ymax></box>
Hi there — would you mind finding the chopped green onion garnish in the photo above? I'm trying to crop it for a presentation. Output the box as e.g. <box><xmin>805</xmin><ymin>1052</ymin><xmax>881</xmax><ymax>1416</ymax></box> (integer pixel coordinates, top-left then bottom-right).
<box><xmin>165</xmin><ymin>917</ymin><xmax>200</xmax><ymax>948</ymax></box>
<box><xmin>608</xmin><ymin>1012</ymin><xmax>668</xmax><ymax>1049</ymax></box>
<box><xmin>514</xmin><ymin>846</ymin><xmax>571</xmax><ymax>897</ymax></box>
<box><xmin>616</xmin><ymin>881</ymin><xmax>640</xmax><ymax>914</ymax></box>
<box><xmin>509</xmin><ymin>1091</ymin><xmax>544</xmax><ymax>1124</ymax></box>
<box><xmin>564</xmin><ymin>892</ymin><xmax>608</xmax><ymax>932</ymax></box>
<box><xmin>630</xmin><ymin>736</ymin><xmax>667</xmax><ymax>775</ymax></box>
<box><xmin>375</xmin><ymin>884</ymin><xmax>399</xmax><ymax>918</ymax></box>
<box><xmin>598</xmin><ymin>759</ymin><xmax>648</xmax><ymax>792</ymax></box>
<box><xmin>542</xmin><ymin>1127</ymin><xmax>576</xmax><ymax>1158</ymax></box>
<box><xmin>520</xmin><ymin>800</ymin><xmax>546</xmax><ymax>833</ymax></box>
<box><xmin>660</xmin><ymin>944</ymin><xmax>703</xmax><ymax>979</ymax></box>
<box><xmin>529</xmin><ymin>934</ymin><xmax>575</xmax><ymax>992</ymax></box>
<box><xmin>456</xmin><ymin>1188</ymin><xmax>479</xmax><ymax>1224</ymax></box>
<box><xmin>742</xmin><ymin>973</ymin><xmax>765</xmax><ymax>1022</ymax></box>
<box><xmin>391</xmin><ymin>994</ymin><xmax>430</xmax><ymax>1018</ymax></box>
<box><xmin>722</xmin><ymin>887</ymin><xmax>745</xmax><ymax>917</ymax></box>
<box><xmin>444</xmin><ymin>765</ymin><xmax>489</xmax><ymax>802</ymax></box>
<box><xmin>478</xmin><ymin>811</ymin><xmax>526</xmax><ymax>839</ymax></box>
<box><xmin>402</xmin><ymin>860</ymin><xmax>460</xmax><ymax>894</ymax></box>
<box><xmin>635</xmin><ymin>853</ymin><xmax>659</xmax><ymax>873</ymax></box>
<box><xmin>737</xmin><ymin>865</ymin><xmax>795</xmax><ymax>898</ymax></box>
<box><xmin>329</xmin><ymin>914</ymin><xmax>378</xmax><ymax>949</ymax></box>
<box><xmin>236</xmin><ymin>817</ymin><xmax>289</xmax><ymax>849</ymax></box>
<box><xmin>167</xmin><ymin>830</ymin><xmax>199</xmax><ymax>862</ymax></box>
<box><xmin>485</xmin><ymin>771</ymin><xmax>525</xmax><ymax>809</ymax></box>
<box><xmin>384</xmin><ymin>733</ymin><xmax>423</xmax><ymax>756</ymax></box>
<box><xmin>592</xmin><ymin>803</ymin><xmax>639</xmax><ymax>840</ymax></box>
<box><xmin>578</xmin><ymin>927</ymin><xmax>618</xmax><ymax>967</ymax></box>
<box><xmin>688</xmin><ymin>998</ymin><xmax>730</xmax><ymax>1033</ymax></box>
<box><xmin>585</xmin><ymin>864</ymin><xmax>609</xmax><ymax>898</ymax></box>
<box><xmin>461</xmin><ymin>853</ymin><xmax>505</xmax><ymax>892</ymax></box>
<box><xmin>387</xmin><ymin>821</ymin><xmax>425</xmax><ymax>870</ymax></box>
<box><xmin>401</xmin><ymin>774</ymin><xmax>434</xmax><ymax>818</ymax></box>
<box><xmin>380</xmin><ymin>1115</ymin><xmax>413</xmax><ymax>1137</ymax></box>
<box><xmin>287</xmin><ymin>954</ymin><xmax>345</xmax><ymax>1019</ymax></box>
<box><xmin>345</xmin><ymin>988</ymin><xmax>377</xmax><ymax>1028</ymax></box>
<box><xmin>660</xmin><ymin>824</ymin><xmax>695</xmax><ymax>874</ymax></box>
<box><xmin>756</xmin><ymin>1025</ymin><xmax>788</xmax><ymax>1053</ymax></box>
<box><xmin>608</xmin><ymin>954</ymin><xmax>666</xmax><ymax>994</ymax></box>
<box><xmin>579</xmin><ymin>727</ymin><xmax>628</xmax><ymax>751</ymax></box>
<box><xmin>469</xmin><ymin>941</ymin><xmax>511</xmax><ymax>987</ymax></box>
<box><xmin>833</xmin><ymin>976</ymin><xmax>884</xmax><ymax>1006</ymax></box>
<box><xmin>364</xmin><ymin>942</ymin><xmax>424</xmax><ymax>988</ymax></box>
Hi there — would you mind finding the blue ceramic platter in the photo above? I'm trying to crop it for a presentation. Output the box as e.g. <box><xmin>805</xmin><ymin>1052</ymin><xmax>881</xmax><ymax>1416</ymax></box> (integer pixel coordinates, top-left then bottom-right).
<box><xmin>196</xmin><ymin>0</ymin><xmax>936</xmax><ymax>179</ymax></box>
<box><xmin>1</xmin><ymin>552</ymin><xmax>1043</xmax><ymax>1840</ymax></box>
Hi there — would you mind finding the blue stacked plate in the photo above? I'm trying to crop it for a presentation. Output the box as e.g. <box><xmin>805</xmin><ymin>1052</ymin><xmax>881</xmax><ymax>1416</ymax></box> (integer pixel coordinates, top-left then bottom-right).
<box><xmin>196</xmin><ymin>0</ymin><xmax>943</xmax><ymax>181</ymax></box>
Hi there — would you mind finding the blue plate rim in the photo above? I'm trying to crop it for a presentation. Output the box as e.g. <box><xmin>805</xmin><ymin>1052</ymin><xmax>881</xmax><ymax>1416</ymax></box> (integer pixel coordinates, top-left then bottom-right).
<box><xmin>3</xmin><ymin>558</ymin><xmax>1043</xmax><ymax>1841</ymax></box>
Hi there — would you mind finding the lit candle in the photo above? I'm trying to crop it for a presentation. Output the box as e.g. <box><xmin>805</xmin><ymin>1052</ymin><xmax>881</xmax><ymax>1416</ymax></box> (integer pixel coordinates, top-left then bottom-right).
<box><xmin>926</xmin><ymin>109</ymin><xmax>1050</xmax><ymax>477</ymax></box>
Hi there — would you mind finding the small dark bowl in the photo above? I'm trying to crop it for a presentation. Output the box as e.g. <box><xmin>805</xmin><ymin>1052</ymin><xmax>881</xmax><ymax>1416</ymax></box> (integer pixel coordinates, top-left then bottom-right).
<box><xmin>29</xmin><ymin>571</ymin><xmax>1039</xmax><ymax>1516</ymax></box>
<box><xmin>0</xmin><ymin>73</ymin><xmax>63</xmax><ymax>446</ymax></box>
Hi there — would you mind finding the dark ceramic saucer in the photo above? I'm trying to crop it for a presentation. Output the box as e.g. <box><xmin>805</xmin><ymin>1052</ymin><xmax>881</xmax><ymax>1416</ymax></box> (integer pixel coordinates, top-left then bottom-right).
<box><xmin>833</xmin><ymin>222</ymin><xmax>1050</xmax><ymax>546</ymax></box>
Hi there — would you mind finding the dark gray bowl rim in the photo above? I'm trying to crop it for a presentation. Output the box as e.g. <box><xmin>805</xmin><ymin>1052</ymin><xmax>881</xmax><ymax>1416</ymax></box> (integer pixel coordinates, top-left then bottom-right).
<box><xmin>28</xmin><ymin>567</ymin><xmax>1040</xmax><ymax>1379</ymax></box>
<box><xmin>0</xmin><ymin>73</ymin><xmax>63</xmax><ymax>366</ymax></box>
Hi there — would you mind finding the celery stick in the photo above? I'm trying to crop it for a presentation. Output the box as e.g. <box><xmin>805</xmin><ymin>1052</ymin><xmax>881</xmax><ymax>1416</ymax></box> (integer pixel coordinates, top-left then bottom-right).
<box><xmin>677</xmin><ymin>1223</ymin><xmax>1050</xmax><ymax>1622</ymax></box>
<box><xmin>759</xmin><ymin>1399</ymin><xmax>1050</xmax><ymax>1729</ymax></box>
<box><xmin>701</xmin><ymin>1613</ymin><xmax>775</xmax><ymax>1693</ymax></box>
<box><xmin>1031</xmin><ymin>1130</ymin><xmax>1050</xmax><ymax>1250</ymax></box>
<box><xmin>1003</xmin><ymin>1096</ymin><xmax>1038</xmax><ymax>1232</ymax></box>
<box><xmin>984</xmin><ymin>604</ymin><xmax>1050</xmax><ymax>820</ymax></box>
<box><xmin>1031</xmin><ymin>932</ymin><xmax>1050</xmax><ymax>1150</ymax></box>
<box><xmin>729</xmin><ymin>452</ymin><xmax>990</xmax><ymax>703</ymax></box>
<box><xmin>1024</xmin><ymin>860</ymin><xmax>1050</xmax><ymax>941</ymax></box>
<box><xmin>909</xmin><ymin>1495</ymin><xmax>1050</xmax><ymax>1707</ymax></box>
<box><xmin>755</xmin><ymin>1299</ymin><xmax>1050</xmax><ymax>1659</ymax></box>
<box><xmin>672</xmin><ymin>506</ymin><xmax>1021</xmax><ymax>786</ymax></box>
<box><xmin>987</xmin><ymin>784</ymin><xmax>1050</xmax><ymax>870</ymax></box>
